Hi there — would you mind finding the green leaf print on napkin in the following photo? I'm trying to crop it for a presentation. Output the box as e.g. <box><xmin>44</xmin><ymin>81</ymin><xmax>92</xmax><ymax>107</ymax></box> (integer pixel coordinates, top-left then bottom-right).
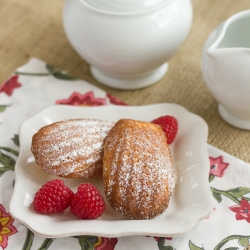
<box><xmin>157</xmin><ymin>238</ymin><xmax>175</xmax><ymax>250</ymax></box>
<box><xmin>22</xmin><ymin>229</ymin><xmax>34</xmax><ymax>250</ymax></box>
<box><xmin>37</xmin><ymin>238</ymin><xmax>54</xmax><ymax>250</ymax></box>
<box><xmin>0</xmin><ymin>134</ymin><xmax>19</xmax><ymax>176</ymax></box>
<box><xmin>76</xmin><ymin>235</ymin><xmax>107</xmax><ymax>250</ymax></box>
<box><xmin>15</xmin><ymin>64</ymin><xmax>76</xmax><ymax>80</ymax></box>
<box><xmin>46</xmin><ymin>64</ymin><xmax>77</xmax><ymax>80</ymax></box>
<box><xmin>211</xmin><ymin>187</ymin><xmax>250</xmax><ymax>204</ymax></box>
<box><xmin>0</xmin><ymin>151</ymin><xmax>16</xmax><ymax>176</ymax></box>
<box><xmin>239</xmin><ymin>237</ymin><xmax>249</xmax><ymax>247</ymax></box>
<box><xmin>189</xmin><ymin>241</ymin><xmax>205</xmax><ymax>250</ymax></box>
<box><xmin>0</xmin><ymin>105</ymin><xmax>10</xmax><ymax>113</ymax></box>
<box><xmin>0</xmin><ymin>146</ymin><xmax>19</xmax><ymax>157</ymax></box>
<box><xmin>214</xmin><ymin>235</ymin><xmax>250</xmax><ymax>250</ymax></box>
<box><xmin>12</xmin><ymin>134</ymin><xmax>20</xmax><ymax>147</ymax></box>
<box><xmin>22</xmin><ymin>228</ymin><xmax>54</xmax><ymax>250</ymax></box>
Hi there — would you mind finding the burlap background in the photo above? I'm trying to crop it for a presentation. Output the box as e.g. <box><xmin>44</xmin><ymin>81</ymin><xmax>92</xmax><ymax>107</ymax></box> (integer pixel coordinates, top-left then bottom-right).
<box><xmin>1</xmin><ymin>0</ymin><xmax>250</xmax><ymax>162</ymax></box>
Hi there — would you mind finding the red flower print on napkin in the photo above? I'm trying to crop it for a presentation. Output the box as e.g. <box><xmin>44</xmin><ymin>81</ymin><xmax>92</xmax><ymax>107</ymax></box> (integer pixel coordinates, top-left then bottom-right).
<box><xmin>56</xmin><ymin>91</ymin><xmax>106</xmax><ymax>106</ymax></box>
<box><xmin>152</xmin><ymin>237</ymin><xmax>173</xmax><ymax>249</ymax></box>
<box><xmin>0</xmin><ymin>204</ymin><xmax>18</xmax><ymax>249</ymax></box>
<box><xmin>106</xmin><ymin>93</ymin><xmax>127</xmax><ymax>106</ymax></box>
<box><xmin>153</xmin><ymin>237</ymin><xmax>172</xmax><ymax>241</ymax></box>
<box><xmin>209</xmin><ymin>156</ymin><xmax>229</xmax><ymax>177</ymax></box>
<box><xmin>230</xmin><ymin>198</ymin><xmax>250</xmax><ymax>223</ymax></box>
<box><xmin>0</xmin><ymin>75</ymin><xmax>21</xmax><ymax>96</ymax></box>
<box><xmin>95</xmin><ymin>237</ymin><xmax>118</xmax><ymax>250</ymax></box>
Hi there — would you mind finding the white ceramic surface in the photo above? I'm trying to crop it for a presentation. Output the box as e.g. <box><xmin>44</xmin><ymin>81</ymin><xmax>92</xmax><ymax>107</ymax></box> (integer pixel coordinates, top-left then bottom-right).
<box><xmin>63</xmin><ymin>0</ymin><xmax>193</xmax><ymax>90</ymax></box>
<box><xmin>202</xmin><ymin>10</ymin><xmax>250</xmax><ymax>130</ymax></box>
<box><xmin>85</xmin><ymin>0</ymin><xmax>166</xmax><ymax>13</ymax></box>
<box><xmin>9</xmin><ymin>104</ymin><xmax>212</xmax><ymax>238</ymax></box>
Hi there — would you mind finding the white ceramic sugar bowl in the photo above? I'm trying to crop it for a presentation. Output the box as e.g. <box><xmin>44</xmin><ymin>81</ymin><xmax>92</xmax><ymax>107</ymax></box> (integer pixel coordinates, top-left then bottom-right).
<box><xmin>63</xmin><ymin>0</ymin><xmax>193</xmax><ymax>90</ymax></box>
<box><xmin>202</xmin><ymin>10</ymin><xmax>250</xmax><ymax>130</ymax></box>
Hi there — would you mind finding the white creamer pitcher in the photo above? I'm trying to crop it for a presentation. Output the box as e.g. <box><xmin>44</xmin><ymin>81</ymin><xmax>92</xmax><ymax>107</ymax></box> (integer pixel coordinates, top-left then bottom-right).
<box><xmin>63</xmin><ymin>0</ymin><xmax>193</xmax><ymax>90</ymax></box>
<box><xmin>202</xmin><ymin>10</ymin><xmax>250</xmax><ymax>130</ymax></box>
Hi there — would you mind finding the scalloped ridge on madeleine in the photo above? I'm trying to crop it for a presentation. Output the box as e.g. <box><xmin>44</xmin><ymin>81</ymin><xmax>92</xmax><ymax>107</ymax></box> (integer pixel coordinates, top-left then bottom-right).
<box><xmin>31</xmin><ymin>118</ymin><xmax>114</xmax><ymax>178</ymax></box>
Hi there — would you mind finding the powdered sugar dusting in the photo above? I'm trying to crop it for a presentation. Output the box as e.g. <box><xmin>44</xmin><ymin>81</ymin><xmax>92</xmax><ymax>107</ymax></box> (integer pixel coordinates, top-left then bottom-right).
<box><xmin>31</xmin><ymin>119</ymin><xmax>114</xmax><ymax>178</ymax></box>
<box><xmin>103</xmin><ymin>119</ymin><xmax>176</xmax><ymax>219</ymax></box>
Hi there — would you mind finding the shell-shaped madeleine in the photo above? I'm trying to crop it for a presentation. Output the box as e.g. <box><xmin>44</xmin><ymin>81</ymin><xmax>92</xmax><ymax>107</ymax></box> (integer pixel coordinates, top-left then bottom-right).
<box><xmin>31</xmin><ymin>118</ymin><xmax>114</xmax><ymax>178</ymax></box>
<box><xmin>103</xmin><ymin>119</ymin><xmax>176</xmax><ymax>219</ymax></box>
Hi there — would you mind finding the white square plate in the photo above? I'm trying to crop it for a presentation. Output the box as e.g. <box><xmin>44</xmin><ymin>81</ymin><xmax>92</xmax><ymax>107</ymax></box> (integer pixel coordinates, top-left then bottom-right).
<box><xmin>9</xmin><ymin>103</ymin><xmax>213</xmax><ymax>238</ymax></box>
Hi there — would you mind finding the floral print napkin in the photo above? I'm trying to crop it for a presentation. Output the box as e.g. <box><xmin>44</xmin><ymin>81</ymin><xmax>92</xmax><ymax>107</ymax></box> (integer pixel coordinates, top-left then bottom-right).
<box><xmin>0</xmin><ymin>58</ymin><xmax>250</xmax><ymax>250</ymax></box>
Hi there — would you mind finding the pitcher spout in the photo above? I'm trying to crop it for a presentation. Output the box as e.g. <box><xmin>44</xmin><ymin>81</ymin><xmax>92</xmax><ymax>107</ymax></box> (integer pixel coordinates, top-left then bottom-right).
<box><xmin>202</xmin><ymin>9</ymin><xmax>250</xmax><ymax>72</ymax></box>
<box><xmin>207</xmin><ymin>9</ymin><xmax>250</xmax><ymax>53</ymax></box>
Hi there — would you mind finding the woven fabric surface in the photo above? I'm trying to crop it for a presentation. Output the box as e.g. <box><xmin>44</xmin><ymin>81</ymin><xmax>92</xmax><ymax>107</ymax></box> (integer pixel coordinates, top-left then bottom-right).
<box><xmin>0</xmin><ymin>0</ymin><xmax>250</xmax><ymax>162</ymax></box>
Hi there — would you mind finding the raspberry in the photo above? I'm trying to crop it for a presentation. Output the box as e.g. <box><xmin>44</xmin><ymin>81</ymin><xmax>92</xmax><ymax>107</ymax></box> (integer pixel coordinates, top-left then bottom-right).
<box><xmin>70</xmin><ymin>183</ymin><xmax>105</xmax><ymax>219</ymax></box>
<box><xmin>33</xmin><ymin>179</ymin><xmax>74</xmax><ymax>214</ymax></box>
<box><xmin>151</xmin><ymin>115</ymin><xmax>178</xmax><ymax>144</ymax></box>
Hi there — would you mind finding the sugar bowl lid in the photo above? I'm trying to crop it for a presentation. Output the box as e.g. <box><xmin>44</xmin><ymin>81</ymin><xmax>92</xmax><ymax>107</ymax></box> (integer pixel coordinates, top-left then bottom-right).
<box><xmin>85</xmin><ymin>0</ymin><xmax>166</xmax><ymax>13</ymax></box>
